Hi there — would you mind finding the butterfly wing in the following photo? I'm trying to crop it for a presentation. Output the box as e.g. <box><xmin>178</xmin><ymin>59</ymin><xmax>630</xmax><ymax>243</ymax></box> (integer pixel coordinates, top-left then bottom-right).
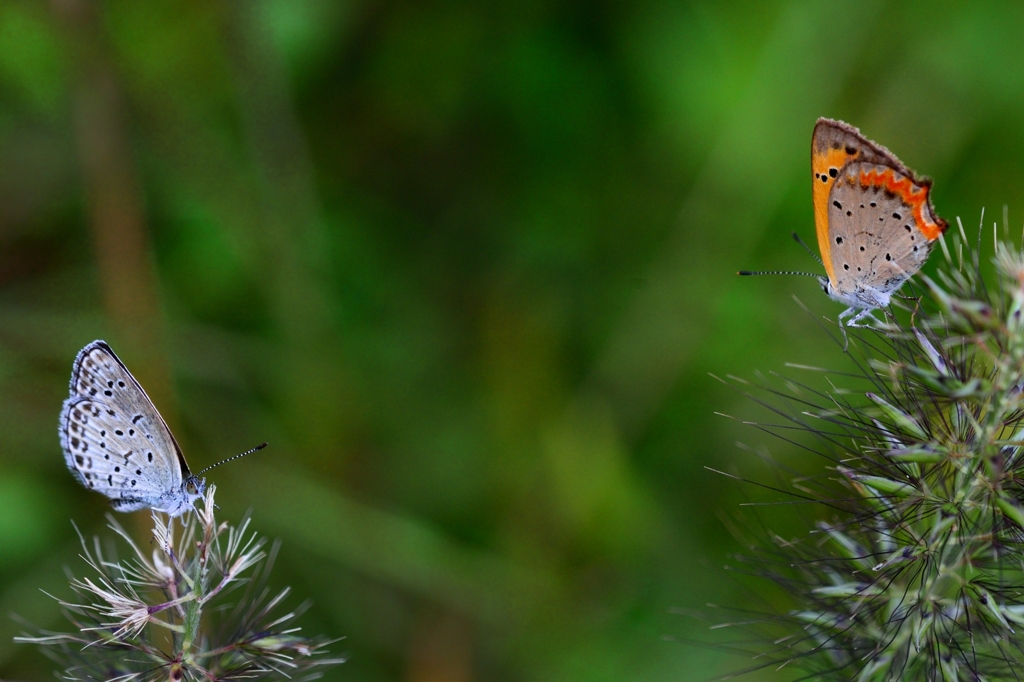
<box><xmin>59</xmin><ymin>341</ymin><xmax>188</xmax><ymax>509</ymax></box>
<box><xmin>811</xmin><ymin>118</ymin><xmax>913</xmax><ymax>288</ymax></box>
<box><xmin>826</xmin><ymin>161</ymin><xmax>946</xmax><ymax>303</ymax></box>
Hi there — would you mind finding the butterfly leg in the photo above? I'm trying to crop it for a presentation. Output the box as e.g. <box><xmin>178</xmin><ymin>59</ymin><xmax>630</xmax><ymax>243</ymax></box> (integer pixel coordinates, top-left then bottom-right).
<box><xmin>836</xmin><ymin>308</ymin><xmax>853</xmax><ymax>351</ymax></box>
<box><xmin>836</xmin><ymin>307</ymin><xmax>880</xmax><ymax>351</ymax></box>
<box><xmin>844</xmin><ymin>308</ymin><xmax>880</xmax><ymax>328</ymax></box>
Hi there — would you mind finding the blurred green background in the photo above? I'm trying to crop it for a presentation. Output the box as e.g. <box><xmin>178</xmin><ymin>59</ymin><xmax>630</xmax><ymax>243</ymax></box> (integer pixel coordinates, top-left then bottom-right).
<box><xmin>1</xmin><ymin>1</ymin><xmax>1023</xmax><ymax>680</ymax></box>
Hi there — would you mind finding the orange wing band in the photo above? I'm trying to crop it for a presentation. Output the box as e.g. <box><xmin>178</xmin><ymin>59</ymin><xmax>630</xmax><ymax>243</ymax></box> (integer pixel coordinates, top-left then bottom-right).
<box><xmin>812</xmin><ymin>147</ymin><xmax>859</xmax><ymax>284</ymax></box>
<box><xmin>857</xmin><ymin>168</ymin><xmax>944</xmax><ymax>241</ymax></box>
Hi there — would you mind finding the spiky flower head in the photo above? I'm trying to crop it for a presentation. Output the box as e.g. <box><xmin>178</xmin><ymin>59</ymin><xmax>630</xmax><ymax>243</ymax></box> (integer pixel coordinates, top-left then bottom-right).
<box><xmin>17</xmin><ymin>485</ymin><xmax>342</xmax><ymax>681</ymax></box>
<box><xmin>717</xmin><ymin>219</ymin><xmax>1024</xmax><ymax>680</ymax></box>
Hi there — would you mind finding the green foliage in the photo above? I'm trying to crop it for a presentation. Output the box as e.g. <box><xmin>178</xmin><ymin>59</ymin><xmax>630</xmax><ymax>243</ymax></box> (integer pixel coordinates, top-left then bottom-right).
<box><xmin>724</xmin><ymin>230</ymin><xmax>1024</xmax><ymax>678</ymax></box>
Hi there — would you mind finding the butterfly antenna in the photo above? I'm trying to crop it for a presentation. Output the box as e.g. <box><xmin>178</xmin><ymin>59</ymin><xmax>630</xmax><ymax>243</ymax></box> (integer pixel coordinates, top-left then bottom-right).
<box><xmin>196</xmin><ymin>442</ymin><xmax>268</xmax><ymax>477</ymax></box>
<box><xmin>738</xmin><ymin>270</ymin><xmax>821</xmax><ymax>277</ymax></box>
<box><xmin>738</xmin><ymin>233</ymin><xmax>825</xmax><ymax>278</ymax></box>
<box><xmin>791</xmin><ymin>231</ymin><xmax>825</xmax><ymax>268</ymax></box>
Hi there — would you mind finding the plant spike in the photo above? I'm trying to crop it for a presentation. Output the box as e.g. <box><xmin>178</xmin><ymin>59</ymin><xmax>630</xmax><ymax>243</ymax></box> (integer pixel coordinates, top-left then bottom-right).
<box><xmin>715</xmin><ymin>216</ymin><xmax>1024</xmax><ymax>680</ymax></box>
